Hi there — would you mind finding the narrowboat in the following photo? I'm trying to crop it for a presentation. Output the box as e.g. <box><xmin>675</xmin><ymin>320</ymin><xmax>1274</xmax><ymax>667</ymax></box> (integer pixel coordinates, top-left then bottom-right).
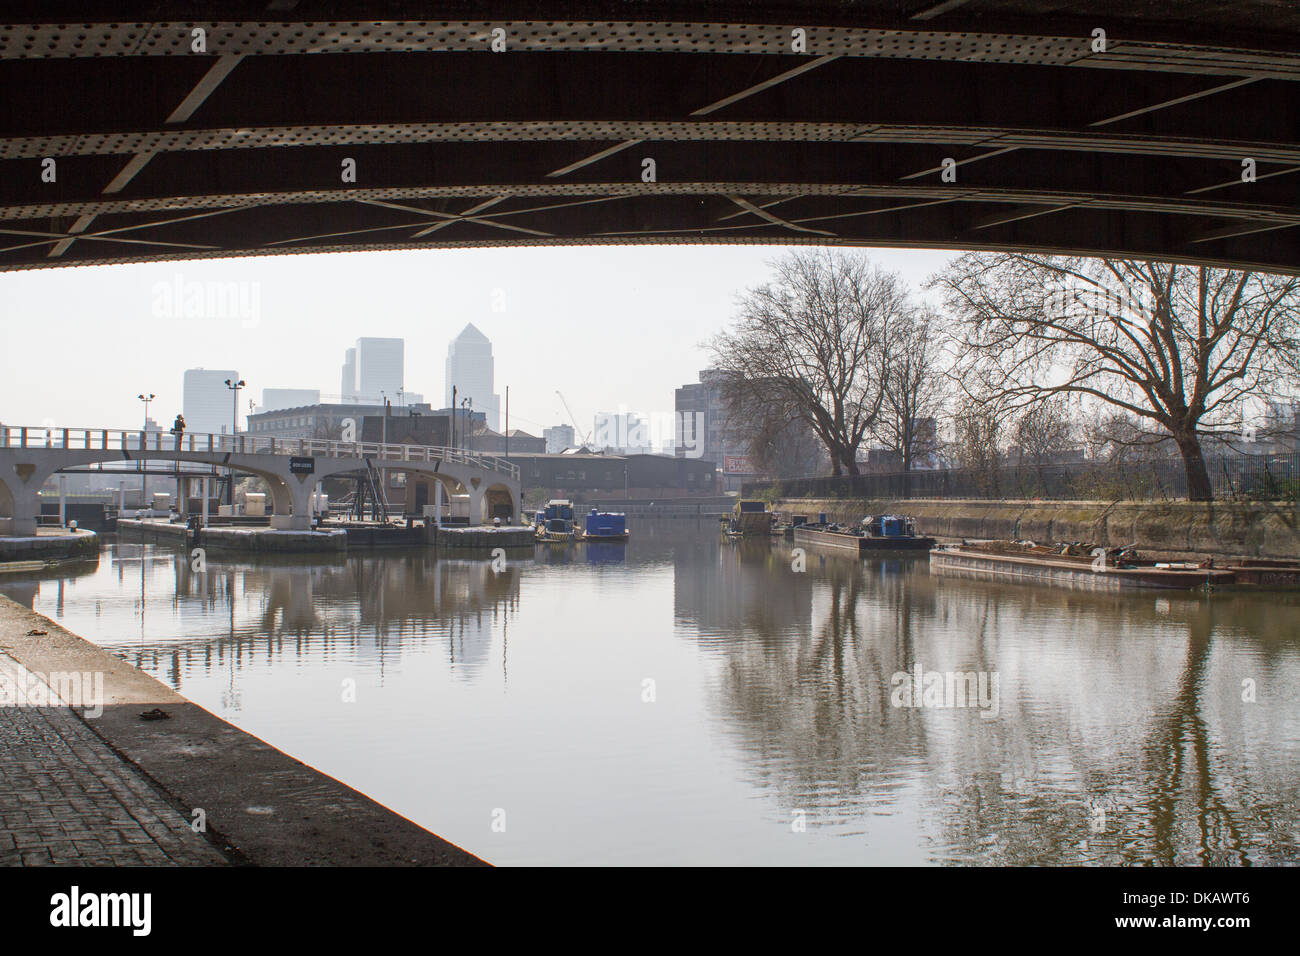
<box><xmin>580</xmin><ymin>508</ymin><xmax>630</xmax><ymax>541</ymax></box>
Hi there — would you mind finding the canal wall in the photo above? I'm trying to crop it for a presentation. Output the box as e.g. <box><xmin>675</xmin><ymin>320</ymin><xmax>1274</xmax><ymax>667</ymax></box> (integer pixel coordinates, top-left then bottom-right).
<box><xmin>776</xmin><ymin>498</ymin><xmax>1300</xmax><ymax>560</ymax></box>
<box><xmin>0</xmin><ymin>593</ymin><xmax>487</xmax><ymax>866</ymax></box>
<box><xmin>117</xmin><ymin>517</ymin><xmax>532</xmax><ymax>553</ymax></box>
<box><xmin>117</xmin><ymin>518</ymin><xmax>347</xmax><ymax>553</ymax></box>
<box><xmin>0</xmin><ymin>528</ymin><xmax>99</xmax><ymax>563</ymax></box>
<box><xmin>434</xmin><ymin>526</ymin><xmax>535</xmax><ymax>549</ymax></box>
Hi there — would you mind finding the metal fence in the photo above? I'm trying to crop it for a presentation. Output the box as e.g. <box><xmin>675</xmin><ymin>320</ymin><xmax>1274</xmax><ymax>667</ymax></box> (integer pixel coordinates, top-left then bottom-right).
<box><xmin>743</xmin><ymin>454</ymin><xmax>1300</xmax><ymax>502</ymax></box>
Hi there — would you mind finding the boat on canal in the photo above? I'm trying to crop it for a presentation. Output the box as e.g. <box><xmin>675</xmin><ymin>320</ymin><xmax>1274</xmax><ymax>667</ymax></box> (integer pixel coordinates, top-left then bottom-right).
<box><xmin>534</xmin><ymin>499</ymin><xmax>577</xmax><ymax>543</ymax></box>
<box><xmin>794</xmin><ymin>514</ymin><xmax>936</xmax><ymax>553</ymax></box>
<box><xmin>579</xmin><ymin>508</ymin><xmax>630</xmax><ymax>542</ymax></box>
<box><xmin>720</xmin><ymin>499</ymin><xmax>773</xmax><ymax>538</ymax></box>
<box><xmin>930</xmin><ymin>540</ymin><xmax>1235</xmax><ymax>591</ymax></box>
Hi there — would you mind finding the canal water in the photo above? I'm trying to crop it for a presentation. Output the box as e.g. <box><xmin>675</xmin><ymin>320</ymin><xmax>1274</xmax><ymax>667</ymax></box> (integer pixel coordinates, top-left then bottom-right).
<box><xmin>3</xmin><ymin>521</ymin><xmax>1298</xmax><ymax>866</ymax></box>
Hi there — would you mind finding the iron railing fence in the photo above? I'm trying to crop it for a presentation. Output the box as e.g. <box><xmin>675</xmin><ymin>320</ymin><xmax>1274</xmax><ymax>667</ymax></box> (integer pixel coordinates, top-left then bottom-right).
<box><xmin>744</xmin><ymin>454</ymin><xmax>1300</xmax><ymax>502</ymax></box>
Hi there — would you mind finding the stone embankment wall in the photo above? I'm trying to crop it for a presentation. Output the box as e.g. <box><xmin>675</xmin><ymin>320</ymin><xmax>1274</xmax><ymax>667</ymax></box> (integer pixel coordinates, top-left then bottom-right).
<box><xmin>0</xmin><ymin>529</ymin><xmax>98</xmax><ymax>562</ymax></box>
<box><xmin>435</xmin><ymin>526</ymin><xmax>535</xmax><ymax>548</ymax></box>
<box><xmin>117</xmin><ymin>518</ymin><xmax>347</xmax><ymax>552</ymax></box>
<box><xmin>775</xmin><ymin>498</ymin><xmax>1300</xmax><ymax>560</ymax></box>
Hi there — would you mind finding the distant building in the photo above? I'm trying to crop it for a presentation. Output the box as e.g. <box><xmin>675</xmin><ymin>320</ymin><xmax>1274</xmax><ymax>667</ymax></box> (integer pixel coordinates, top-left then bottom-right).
<box><xmin>183</xmin><ymin>368</ymin><xmax>240</xmax><ymax>434</ymax></box>
<box><xmin>869</xmin><ymin>418</ymin><xmax>942</xmax><ymax>471</ymax></box>
<box><xmin>674</xmin><ymin>369</ymin><xmax>750</xmax><ymax>490</ymax></box>
<box><xmin>360</xmin><ymin>412</ymin><xmax>450</xmax><ymax>447</ymax></box>
<box><xmin>357</xmin><ymin>337</ymin><xmax>404</xmax><ymax>404</ymax></box>
<box><xmin>259</xmin><ymin>388</ymin><xmax>321</xmax><ymax>413</ymax></box>
<box><xmin>511</xmin><ymin>452</ymin><xmax>717</xmax><ymax>501</ymax></box>
<box><xmin>444</xmin><ymin>323</ymin><xmax>500</xmax><ymax>431</ymax></box>
<box><xmin>247</xmin><ymin>402</ymin><xmax>433</xmax><ymax>440</ymax></box>
<box><xmin>593</xmin><ymin>411</ymin><xmax>656</xmax><ymax>455</ymax></box>
<box><xmin>338</xmin><ymin>337</ymin><xmax>404</xmax><ymax>405</ymax></box>
<box><xmin>1262</xmin><ymin>400</ymin><xmax>1300</xmax><ymax>451</ymax></box>
<box><xmin>543</xmin><ymin>424</ymin><xmax>575</xmax><ymax>453</ymax></box>
<box><xmin>340</xmin><ymin>348</ymin><xmax>358</xmax><ymax>402</ymax></box>
<box><xmin>428</xmin><ymin>405</ymin><xmax>487</xmax><ymax>448</ymax></box>
<box><xmin>471</xmin><ymin>429</ymin><xmax>546</xmax><ymax>455</ymax></box>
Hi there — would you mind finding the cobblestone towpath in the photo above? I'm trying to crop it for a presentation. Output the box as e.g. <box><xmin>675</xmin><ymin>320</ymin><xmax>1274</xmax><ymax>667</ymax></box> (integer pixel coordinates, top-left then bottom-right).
<box><xmin>0</xmin><ymin>651</ymin><xmax>229</xmax><ymax>866</ymax></box>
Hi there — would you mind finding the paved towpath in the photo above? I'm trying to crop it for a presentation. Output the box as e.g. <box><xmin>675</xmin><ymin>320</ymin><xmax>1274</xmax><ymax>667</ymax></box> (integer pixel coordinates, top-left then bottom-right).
<box><xmin>0</xmin><ymin>651</ymin><xmax>229</xmax><ymax>866</ymax></box>
<box><xmin>0</xmin><ymin>593</ymin><xmax>485</xmax><ymax>866</ymax></box>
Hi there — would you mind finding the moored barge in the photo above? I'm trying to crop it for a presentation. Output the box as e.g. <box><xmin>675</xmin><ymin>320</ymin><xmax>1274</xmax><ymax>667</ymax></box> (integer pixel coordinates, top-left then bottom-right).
<box><xmin>930</xmin><ymin>541</ymin><xmax>1235</xmax><ymax>591</ymax></box>
<box><xmin>795</xmin><ymin>514</ymin><xmax>936</xmax><ymax>553</ymax></box>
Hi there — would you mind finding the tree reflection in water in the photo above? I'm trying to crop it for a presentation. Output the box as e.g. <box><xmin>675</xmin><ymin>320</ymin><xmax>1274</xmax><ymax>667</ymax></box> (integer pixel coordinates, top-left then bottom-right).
<box><xmin>675</xmin><ymin>539</ymin><xmax>1300</xmax><ymax>865</ymax></box>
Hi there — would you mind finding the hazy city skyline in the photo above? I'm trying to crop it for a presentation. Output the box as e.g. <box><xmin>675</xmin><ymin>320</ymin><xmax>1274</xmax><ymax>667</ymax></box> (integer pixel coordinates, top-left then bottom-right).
<box><xmin>0</xmin><ymin>244</ymin><xmax>952</xmax><ymax>440</ymax></box>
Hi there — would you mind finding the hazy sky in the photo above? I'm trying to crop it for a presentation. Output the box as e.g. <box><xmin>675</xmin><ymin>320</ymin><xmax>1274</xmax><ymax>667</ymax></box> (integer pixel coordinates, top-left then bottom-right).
<box><xmin>0</xmin><ymin>244</ymin><xmax>954</xmax><ymax>440</ymax></box>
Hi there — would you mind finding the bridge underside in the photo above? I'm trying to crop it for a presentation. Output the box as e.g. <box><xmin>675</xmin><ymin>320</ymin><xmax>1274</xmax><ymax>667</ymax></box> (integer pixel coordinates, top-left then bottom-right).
<box><xmin>1</xmin><ymin>2</ymin><xmax>1298</xmax><ymax>274</ymax></box>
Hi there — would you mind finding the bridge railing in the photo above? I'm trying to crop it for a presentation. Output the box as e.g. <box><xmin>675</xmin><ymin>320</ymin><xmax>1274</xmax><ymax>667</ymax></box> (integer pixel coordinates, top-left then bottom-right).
<box><xmin>0</xmin><ymin>426</ymin><xmax>520</xmax><ymax>482</ymax></box>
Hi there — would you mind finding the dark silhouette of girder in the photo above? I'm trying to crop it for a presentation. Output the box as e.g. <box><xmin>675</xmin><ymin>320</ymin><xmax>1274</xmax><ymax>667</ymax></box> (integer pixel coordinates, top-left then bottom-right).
<box><xmin>1</xmin><ymin>2</ymin><xmax>1296</xmax><ymax>273</ymax></box>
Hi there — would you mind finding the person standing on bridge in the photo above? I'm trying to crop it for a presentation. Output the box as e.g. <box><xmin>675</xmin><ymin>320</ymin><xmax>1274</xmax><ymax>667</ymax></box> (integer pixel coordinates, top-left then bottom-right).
<box><xmin>170</xmin><ymin>414</ymin><xmax>186</xmax><ymax>518</ymax></box>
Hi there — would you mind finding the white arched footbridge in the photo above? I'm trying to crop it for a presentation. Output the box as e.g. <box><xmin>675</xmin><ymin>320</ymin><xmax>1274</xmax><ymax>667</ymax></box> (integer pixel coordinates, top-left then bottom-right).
<box><xmin>0</xmin><ymin>426</ymin><xmax>520</xmax><ymax>536</ymax></box>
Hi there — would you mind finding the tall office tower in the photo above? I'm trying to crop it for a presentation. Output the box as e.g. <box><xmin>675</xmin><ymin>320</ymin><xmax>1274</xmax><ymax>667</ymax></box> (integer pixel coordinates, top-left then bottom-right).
<box><xmin>444</xmin><ymin>323</ymin><xmax>500</xmax><ymax>431</ymax></box>
<box><xmin>260</xmin><ymin>388</ymin><xmax>321</xmax><ymax>412</ymax></box>
<box><xmin>340</xmin><ymin>348</ymin><xmax>358</xmax><ymax>402</ymax></box>
<box><xmin>183</xmin><ymin>368</ymin><xmax>241</xmax><ymax>434</ymax></box>
<box><xmin>355</xmin><ymin>337</ymin><xmax>404</xmax><ymax>405</ymax></box>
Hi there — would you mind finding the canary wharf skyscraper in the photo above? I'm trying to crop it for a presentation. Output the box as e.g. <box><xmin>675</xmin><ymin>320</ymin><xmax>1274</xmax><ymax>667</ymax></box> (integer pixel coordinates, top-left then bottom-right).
<box><xmin>444</xmin><ymin>323</ymin><xmax>500</xmax><ymax>431</ymax></box>
<box><xmin>339</xmin><ymin>338</ymin><xmax>403</xmax><ymax>405</ymax></box>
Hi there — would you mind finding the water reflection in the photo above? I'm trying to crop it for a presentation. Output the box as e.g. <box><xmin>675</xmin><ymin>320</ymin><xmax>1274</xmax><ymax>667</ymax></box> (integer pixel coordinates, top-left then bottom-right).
<box><xmin>674</xmin><ymin>544</ymin><xmax>1300</xmax><ymax>865</ymax></box>
<box><xmin>2</xmin><ymin>525</ymin><xmax>1296</xmax><ymax>865</ymax></box>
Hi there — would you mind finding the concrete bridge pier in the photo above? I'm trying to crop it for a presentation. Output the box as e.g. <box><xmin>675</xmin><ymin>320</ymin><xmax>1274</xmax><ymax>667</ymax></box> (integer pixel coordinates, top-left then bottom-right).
<box><xmin>0</xmin><ymin>464</ymin><xmax>51</xmax><ymax>537</ymax></box>
<box><xmin>267</xmin><ymin>474</ymin><xmax>316</xmax><ymax>531</ymax></box>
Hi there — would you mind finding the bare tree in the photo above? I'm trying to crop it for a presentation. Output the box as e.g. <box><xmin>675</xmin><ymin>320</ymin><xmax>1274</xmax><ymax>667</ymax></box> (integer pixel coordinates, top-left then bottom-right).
<box><xmin>717</xmin><ymin>375</ymin><xmax>826</xmax><ymax>477</ymax></box>
<box><xmin>949</xmin><ymin>401</ymin><xmax>1004</xmax><ymax>496</ymax></box>
<box><xmin>934</xmin><ymin>254</ymin><xmax>1300</xmax><ymax>500</ymax></box>
<box><xmin>876</xmin><ymin>307</ymin><xmax>946</xmax><ymax>470</ymax></box>
<box><xmin>1012</xmin><ymin>398</ymin><xmax>1076</xmax><ymax>494</ymax></box>
<box><xmin>709</xmin><ymin>250</ymin><xmax>909</xmax><ymax>476</ymax></box>
<box><xmin>1014</xmin><ymin>399</ymin><xmax>1075</xmax><ymax>465</ymax></box>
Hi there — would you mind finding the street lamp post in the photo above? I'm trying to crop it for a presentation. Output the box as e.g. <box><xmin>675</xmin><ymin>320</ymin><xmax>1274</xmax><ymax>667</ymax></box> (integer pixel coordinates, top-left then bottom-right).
<box><xmin>138</xmin><ymin>393</ymin><xmax>154</xmax><ymax>509</ymax></box>
<box><xmin>224</xmin><ymin>378</ymin><xmax>244</xmax><ymax>506</ymax></box>
<box><xmin>461</xmin><ymin>397</ymin><xmax>472</xmax><ymax>454</ymax></box>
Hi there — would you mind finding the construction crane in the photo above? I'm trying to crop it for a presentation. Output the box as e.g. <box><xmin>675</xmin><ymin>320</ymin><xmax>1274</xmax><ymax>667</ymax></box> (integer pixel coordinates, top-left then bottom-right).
<box><xmin>555</xmin><ymin>390</ymin><xmax>591</xmax><ymax>447</ymax></box>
